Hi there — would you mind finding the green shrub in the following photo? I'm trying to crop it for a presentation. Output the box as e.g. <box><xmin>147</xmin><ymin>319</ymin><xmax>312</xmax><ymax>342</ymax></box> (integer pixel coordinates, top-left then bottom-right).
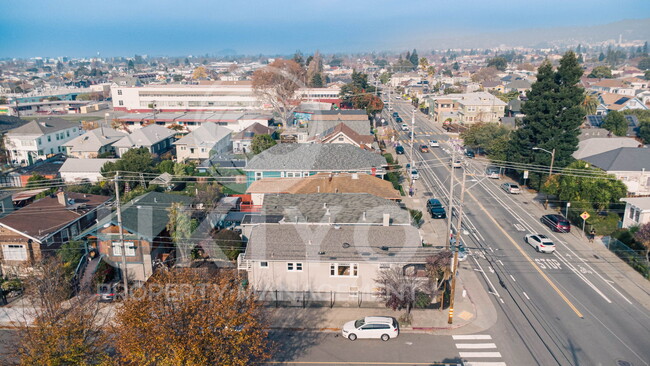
<box><xmin>414</xmin><ymin>291</ymin><xmax>432</xmax><ymax>309</ymax></box>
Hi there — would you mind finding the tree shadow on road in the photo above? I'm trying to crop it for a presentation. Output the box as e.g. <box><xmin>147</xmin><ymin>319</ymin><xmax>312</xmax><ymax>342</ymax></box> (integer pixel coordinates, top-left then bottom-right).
<box><xmin>263</xmin><ymin>306</ymin><xmax>329</xmax><ymax>363</ymax></box>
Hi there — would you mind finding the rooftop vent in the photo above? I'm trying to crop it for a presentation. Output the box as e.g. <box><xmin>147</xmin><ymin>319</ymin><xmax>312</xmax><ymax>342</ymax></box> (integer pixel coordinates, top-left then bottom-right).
<box><xmin>380</xmin><ymin>246</ymin><xmax>389</xmax><ymax>251</ymax></box>
<box><xmin>318</xmin><ymin>251</ymin><xmax>325</xmax><ymax>255</ymax></box>
<box><xmin>342</xmin><ymin>242</ymin><xmax>351</xmax><ymax>249</ymax></box>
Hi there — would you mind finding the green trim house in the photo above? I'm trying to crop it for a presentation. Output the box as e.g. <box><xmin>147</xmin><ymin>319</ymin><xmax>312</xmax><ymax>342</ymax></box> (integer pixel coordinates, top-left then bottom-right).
<box><xmin>244</xmin><ymin>144</ymin><xmax>387</xmax><ymax>187</ymax></box>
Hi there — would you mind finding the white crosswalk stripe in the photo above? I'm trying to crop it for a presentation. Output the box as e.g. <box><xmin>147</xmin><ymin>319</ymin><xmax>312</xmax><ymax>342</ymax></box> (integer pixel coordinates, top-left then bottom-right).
<box><xmin>453</xmin><ymin>334</ymin><xmax>506</xmax><ymax>366</ymax></box>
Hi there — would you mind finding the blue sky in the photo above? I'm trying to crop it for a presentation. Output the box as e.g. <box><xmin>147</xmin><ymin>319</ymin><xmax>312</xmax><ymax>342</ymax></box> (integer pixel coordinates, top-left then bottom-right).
<box><xmin>1</xmin><ymin>0</ymin><xmax>649</xmax><ymax>58</ymax></box>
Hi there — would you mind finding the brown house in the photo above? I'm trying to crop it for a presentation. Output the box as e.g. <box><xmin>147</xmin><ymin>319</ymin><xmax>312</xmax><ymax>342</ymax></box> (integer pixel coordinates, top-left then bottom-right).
<box><xmin>0</xmin><ymin>191</ymin><xmax>110</xmax><ymax>275</ymax></box>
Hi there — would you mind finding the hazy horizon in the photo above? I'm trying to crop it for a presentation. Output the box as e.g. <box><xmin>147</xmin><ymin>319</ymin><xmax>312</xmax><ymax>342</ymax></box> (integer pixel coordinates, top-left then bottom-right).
<box><xmin>2</xmin><ymin>0</ymin><xmax>650</xmax><ymax>58</ymax></box>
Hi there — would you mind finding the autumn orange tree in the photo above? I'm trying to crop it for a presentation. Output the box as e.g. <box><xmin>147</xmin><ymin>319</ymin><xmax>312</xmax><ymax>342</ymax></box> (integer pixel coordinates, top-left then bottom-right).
<box><xmin>111</xmin><ymin>269</ymin><xmax>271</xmax><ymax>365</ymax></box>
<box><xmin>13</xmin><ymin>258</ymin><xmax>111</xmax><ymax>366</ymax></box>
<box><xmin>252</xmin><ymin>59</ymin><xmax>305</xmax><ymax>125</ymax></box>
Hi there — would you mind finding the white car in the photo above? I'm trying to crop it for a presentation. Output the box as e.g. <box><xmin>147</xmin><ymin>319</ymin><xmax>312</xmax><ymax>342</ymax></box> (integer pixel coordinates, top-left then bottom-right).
<box><xmin>501</xmin><ymin>182</ymin><xmax>521</xmax><ymax>194</ymax></box>
<box><xmin>401</xmin><ymin>123</ymin><xmax>409</xmax><ymax>131</ymax></box>
<box><xmin>342</xmin><ymin>316</ymin><xmax>399</xmax><ymax>341</ymax></box>
<box><xmin>524</xmin><ymin>234</ymin><xmax>556</xmax><ymax>253</ymax></box>
<box><xmin>451</xmin><ymin>159</ymin><xmax>462</xmax><ymax>168</ymax></box>
<box><xmin>411</xmin><ymin>169</ymin><xmax>419</xmax><ymax>180</ymax></box>
<box><xmin>429</xmin><ymin>140</ymin><xmax>439</xmax><ymax>147</ymax></box>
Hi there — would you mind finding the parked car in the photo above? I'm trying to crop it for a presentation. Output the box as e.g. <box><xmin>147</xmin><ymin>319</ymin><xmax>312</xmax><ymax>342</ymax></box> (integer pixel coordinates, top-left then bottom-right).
<box><xmin>465</xmin><ymin>150</ymin><xmax>475</xmax><ymax>158</ymax></box>
<box><xmin>395</xmin><ymin>145</ymin><xmax>405</xmax><ymax>154</ymax></box>
<box><xmin>525</xmin><ymin>234</ymin><xmax>556</xmax><ymax>253</ymax></box>
<box><xmin>420</xmin><ymin>145</ymin><xmax>429</xmax><ymax>153</ymax></box>
<box><xmin>429</xmin><ymin>140</ymin><xmax>439</xmax><ymax>147</ymax></box>
<box><xmin>411</xmin><ymin>169</ymin><xmax>419</xmax><ymax>180</ymax></box>
<box><xmin>396</xmin><ymin>117</ymin><xmax>404</xmax><ymax>123</ymax></box>
<box><xmin>451</xmin><ymin>159</ymin><xmax>462</xmax><ymax>168</ymax></box>
<box><xmin>427</xmin><ymin>198</ymin><xmax>446</xmax><ymax>219</ymax></box>
<box><xmin>401</xmin><ymin>123</ymin><xmax>409</xmax><ymax>131</ymax></box>
<box><xmin>342</xmin><ymin>316</ymin><xmax>399</xmax><ymax>341</ymax></box>
<box><xmin>541</xmin><ymin>214</ymin><xmax>571</xmax><ymax>233</ymax></box>
<box><xmin>392</xmin><ymin>112</ymin><xmax>399</xmax><ymax>118</ymax></box>
<box><xmin>96</xmin><ymin>283</ymin><xmax>116</xmax><ymax>302</ymax></box>
<box><xmin>501</xmin><ymin>182</ymin><xmax>521</xmax><ymax>194</ymax></box>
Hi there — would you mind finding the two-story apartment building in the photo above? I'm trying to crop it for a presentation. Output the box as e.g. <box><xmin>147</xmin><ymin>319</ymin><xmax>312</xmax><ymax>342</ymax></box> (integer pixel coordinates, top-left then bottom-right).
<box><xmin>428</xmin><ymin>92</ymin><xmax>506</xmax><ymax>124</ymax></box>
<box><xmin>0</xmin><ymin>191</ymin><xmax>110</xmax><ymax>275</ymax></box>
<box><xmin>4</xmin><ymin>117</ymin><xmax>83</xmax><ymax>165</ymax></box>
<box><xmin>173</xmin><ymin>123</ymin><xmax>232</xmax><ymax>162</ymax></box>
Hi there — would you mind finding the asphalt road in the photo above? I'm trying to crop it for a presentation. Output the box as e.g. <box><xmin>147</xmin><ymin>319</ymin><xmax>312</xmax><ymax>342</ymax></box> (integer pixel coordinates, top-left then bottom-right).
<box><xmin>388</xmin><ymin>98</ymin><xmax>650</xmax><ymax>366</ymax></box>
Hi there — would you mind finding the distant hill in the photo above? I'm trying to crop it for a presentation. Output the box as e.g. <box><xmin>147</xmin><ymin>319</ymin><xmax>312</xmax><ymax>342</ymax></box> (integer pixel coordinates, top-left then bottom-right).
<box><xmin>414</xmin><ymin>18</ymin><xmax>650</xmax><ymax>50</ymax></box>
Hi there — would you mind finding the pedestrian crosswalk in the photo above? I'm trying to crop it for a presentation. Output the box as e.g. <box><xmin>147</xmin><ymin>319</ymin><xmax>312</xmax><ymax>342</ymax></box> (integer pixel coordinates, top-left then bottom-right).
<box><xmin>452</xmin><ymin>334</ymin><xmax>506</xmax><ymax>366</ymax></box>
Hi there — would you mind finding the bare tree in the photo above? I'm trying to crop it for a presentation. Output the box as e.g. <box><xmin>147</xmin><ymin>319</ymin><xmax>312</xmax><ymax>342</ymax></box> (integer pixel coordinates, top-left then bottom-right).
<box><xmin>252</xmin><ymin>59</ymin><xmax>305</xmax><ymax>125</ymax></box>
<box><xmin>375</xmin><ymin>266</ymin><xmax>424</xmax><ymax>316</ymax></box>
<box><xmin>11</xmin><ymin>258</ymin><xmax>110</xmax><ymax>365</ymax></box>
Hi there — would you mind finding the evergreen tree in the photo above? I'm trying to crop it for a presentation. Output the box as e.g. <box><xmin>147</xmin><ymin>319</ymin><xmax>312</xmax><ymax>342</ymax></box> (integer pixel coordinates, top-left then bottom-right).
<box><xmin>310</xmin><ymin>73</ymin><xmax>323</xmax><ymax>87</ymax></box>
<box><xmin>409</xmin><ymin>49</ymin><xmax>419</xmax><ymax>69</ymax></box>
<box><xmin>507</xmin><ymin>52</ymin><xmax>584</xmax><ymax>186</ymax></box>
<box><xmin>598</xmin><ymin>52</ymin><xmax>605</xmax><ymax>62</ymax></box>
<box><xmin>643</xmin><ymin>41</ymin><xmax>648</xmax><ymax>56</ymax></box>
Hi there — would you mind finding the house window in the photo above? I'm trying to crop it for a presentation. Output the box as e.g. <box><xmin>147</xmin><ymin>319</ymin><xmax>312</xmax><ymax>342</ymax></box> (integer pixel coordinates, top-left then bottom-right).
<box><xmin>118</xmin><ymin>100</ymin><xmax>124</xmax><ymax>106</ymax></box>
<box><xmin>635</xmin><ymin>209</ymin><xmax>640</xmax><ymax>222</ymax></box>
<box><xmin>629</xmin><ymin>207</ymin><xmax>635</xmax><ymax>219</ymax></box>
<box><xmin>47</xmin><ymin>136</ymin><xmax>51</xmax><ymax>142</ymax></box>
<box><xmin>125</xmin><ymin>241</ymin><xmax>136</xmax><ymax>256</ymax></box>
<box><xmin>37</xmin><ymin>138</ymin><xmax>41</xmax><ymax>145</ymax></box>
<box><xmin>338</xmin><ymin>137</ymin><xmax>345</xmax><ymax>142</ymax></box>
<box><xmin>260</xmin><ymin>261</ymin><xmax>269</xmax><ymax>268</ymax></box>
<box><xmin>287</xmin><ymin>262</ymin><xmax>302</xmax><ymax>271</ymax></box>
<box><xmin>61</xmin><ymin>228</ymin><xmax>69</xmax><ymax>242</ymax></box>
<box><xmin>330</xmin><ymin>263</ymin><xmax>358</xmax><ymax>277</ymax></box>
<box><xmin>2</xmin><ymin>244</ymin><xmax>27</xmax><ymax>261</ymax></box>
<box><xmin>117</xmin><ymin>89</ymin><xmax>123</xmax><ymax>95</ymax></box>
<box><xmin>112</xmin><ymin>242</ymin><xmax>122</xmax><ymax>256</ymax></box>
<box><xmin>255</xmin><ymin>172</ymin><xmax>263</xmax><ymax>181</ymax></box>
<box><xmin>66</xmin><ymin>131</ymin><xmax>70</xmax><ymax>137</ymax></box>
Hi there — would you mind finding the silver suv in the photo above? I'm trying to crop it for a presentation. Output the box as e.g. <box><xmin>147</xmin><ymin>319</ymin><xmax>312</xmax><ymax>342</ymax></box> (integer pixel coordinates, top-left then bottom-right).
<box><xmin>342</xmin><ymin>316</ymin><xmax>399</xmax><ymax>341</ymax></box>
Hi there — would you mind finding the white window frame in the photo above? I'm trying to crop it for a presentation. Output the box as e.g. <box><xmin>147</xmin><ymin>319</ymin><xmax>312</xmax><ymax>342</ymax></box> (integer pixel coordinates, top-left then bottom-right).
<box><xmin>330</xmin><ymin>263</ymin><xmax>359</xmax><ymax>277</ymax></box>
<box><xmin>2</xmin><ymin>244</ymin><xmax>27</xmax><ymax>261</ymax></box>
<box><xmin>287</xmin><ymin>262</ymin><xmax>303</xmax><ymax>272</ymax></box>
<box><xmin>259</xmin><ymin>261</ymin><xmax>269</xmax><ymax>268</ymax></box>
<box><xmin>112</xmin><ymin>241</ymin><xmax>122</xmax><ymax>256</ymax></box>
<box><xmin>125</xmin><ymin>241</ymin><xmax>136</xmax><ymax>256</ymax></box>
<box><xmin>254</xmin><ymin>172</ymin><xmax>263</xmax><ymax>181</ymax></box>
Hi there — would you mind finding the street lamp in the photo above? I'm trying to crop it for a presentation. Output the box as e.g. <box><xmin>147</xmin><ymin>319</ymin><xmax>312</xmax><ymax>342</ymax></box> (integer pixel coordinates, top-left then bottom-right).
<box><xmin>532</xmin><ymin>146</ymin><xmax>555</xmax><ymax>209</ymax></box>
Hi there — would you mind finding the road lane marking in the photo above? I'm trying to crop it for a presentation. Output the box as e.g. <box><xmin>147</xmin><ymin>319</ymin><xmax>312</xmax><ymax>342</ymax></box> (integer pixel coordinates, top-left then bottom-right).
<box><xmin>464</xmin><ymin>363</ymin><xmax>507</xmax><ymax>366</ymax></box>
<box><xmin>523</xmin><ymin>292</ymin><xmax>530</xmax><ymax>300</ymax></box>
<box><xmin>455</xmin><ymin>343</ymin><xmax>497</xmax><ymax>349</ymax></box>
<box><xmin>467</xmin><ymin>191</ymin><xmax>584</xmax><ymax>318</ymax></box>
<box><xmin>509</xmin><ymin>275</ymin><xmax>516</xmax><ymax>282</ymax></box>
<box><xmin>458</xmin><ymin>352</ymin><xmax>502</xmax><ymax>358</ymax></box>
<box><xmin>470</xmin><ymin>257</ymin><xmax>500</xmax><ymax>298</ymax></box>
<box><xmin>452</xmin><ymin>335</ymin><xmax>492</xmax><ymax>340</ymax></box>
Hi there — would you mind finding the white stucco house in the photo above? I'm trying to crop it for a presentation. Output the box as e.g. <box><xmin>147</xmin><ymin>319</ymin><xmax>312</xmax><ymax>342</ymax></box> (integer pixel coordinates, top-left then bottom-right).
<box><xmin>59</xmin><ymin>158</ymin><xmax>116</xmax><ymax>183</ymax></box>
<box><xmin>620</xmin><ymin>197</ymin><xmax>650</xmax><ymax>229</ymax></box>
<box><xmin>4</xmin><ymin>117</ymin><xmax>83</xmax><ymax>166</ymax></box>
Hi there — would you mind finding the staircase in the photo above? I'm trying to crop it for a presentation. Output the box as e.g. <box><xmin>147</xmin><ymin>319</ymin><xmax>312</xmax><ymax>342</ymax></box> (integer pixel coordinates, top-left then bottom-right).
<box><xmin>79</xmin><ymin>255</ymin><xmax>102</xmax><ymax>294</ymax></box>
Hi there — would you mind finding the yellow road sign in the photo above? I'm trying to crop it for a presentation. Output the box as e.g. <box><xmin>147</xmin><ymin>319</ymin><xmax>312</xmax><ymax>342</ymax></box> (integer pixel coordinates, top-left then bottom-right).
<box><xmin>580</xmin><ymin>212</ymin><xmax>590</xmax><ymax>220</ymax></box>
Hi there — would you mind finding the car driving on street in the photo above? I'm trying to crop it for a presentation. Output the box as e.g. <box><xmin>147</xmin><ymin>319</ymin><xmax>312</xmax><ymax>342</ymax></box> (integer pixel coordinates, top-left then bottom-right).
<box><xmin>525</xmin><ymin>234</ymin><xmax>556</xmax><ymax>253</ymax></box>
<box><xmin>429</xmin><ymin>140</ymin><xmax>439</xmax><ymax>147</ymax></box>
<box><xmin>501</xmin><ymin>182</ymin><xmax>521</xmax><ymax>194</ymax></box>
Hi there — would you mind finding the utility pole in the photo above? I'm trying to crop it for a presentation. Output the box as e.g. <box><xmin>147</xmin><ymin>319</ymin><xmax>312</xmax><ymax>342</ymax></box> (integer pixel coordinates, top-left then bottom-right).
<box><xmin>448</xmin><ymin>167</ymin><xmax>467</xmax><ymax>324</ymax></box>
<box><xmin>445</xmin><ymin>149</ymin><xmax>456</xmax><ymax>250</ymax></box>
<box><xmin>408</xmin><ymin>109</ymin><xmax>416</xmax><ymax>195</ymax></box>
<box><xmin>114</xmin><ymin>171</ymin><xmax>129</xmax><ymax>297</ymax></box>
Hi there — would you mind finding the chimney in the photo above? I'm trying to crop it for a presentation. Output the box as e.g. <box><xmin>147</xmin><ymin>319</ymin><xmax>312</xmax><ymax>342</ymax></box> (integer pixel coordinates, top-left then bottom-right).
<box><xmin>57</xmin><ymin>191</ymin><xmax>68</xmax><ymax>207</ymax></box>
<box><xmin>382</xmin><ymin>213</ymin><xmax>390</xmax><ymax>226</ymax></box>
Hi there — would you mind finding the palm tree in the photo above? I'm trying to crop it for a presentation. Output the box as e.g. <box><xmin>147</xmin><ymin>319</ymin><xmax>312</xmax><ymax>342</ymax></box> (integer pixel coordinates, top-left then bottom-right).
<box><xmin>582</xmin><ymin>93</ymin><xmax>599</xmax><ymax>116</ymax></box>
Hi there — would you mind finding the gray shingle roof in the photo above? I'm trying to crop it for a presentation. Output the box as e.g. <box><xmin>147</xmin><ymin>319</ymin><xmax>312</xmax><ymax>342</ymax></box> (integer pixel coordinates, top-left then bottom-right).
<box><xmin>173</xmin><ymin>123</ymin><xmax>231</xmax><ymax>147</ymax></box>
<box><xmin>94</xmin><ymin>191</ymin><xmax>193</xmax><ymax>239</ymax></box>
<box><xmin>262</xmin><ymin>193</ymin><xmax>410</xmax><ymax>225</ymax></box>
<box><xmin>6</xmin><ymin>117</ymin><xmax>79</xmax><ymax>135</ymax></box>
<box><xmin>308</xmin><ymin>120</ymin><xmax>370</xmax><ymax>137</ymax></box>
<box><xmin>59</xmin><ymin>158</ymin><xmax>116</xmax><ymax>173</ymax></box>
<box><xmin>573</xmin><ymin>138</ymin><xmax>640</xmax><ymax>160</ymax></box>
<box><xmin>245</xmin><ymin>144</ymin><xmax>386</xmax><ymax>171</ymax></box>
<box><xmin>582</xmin><ymin>147</ymin><xmax>650</xmax><ymax>171</ymax></box>
<box><xmin>62</xmin><ymin>127</ymin><xmax>127</xmax><ymax>152</ymax></box>
<box><xmin>244</xmin><ymin>224</ymin><xmax>430</xmax><ymax>262</ymax></box>
<box><xmin>113</xmin><ymin>124</ymin><xmax>175</xmax><ymax>148</ymax></box>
